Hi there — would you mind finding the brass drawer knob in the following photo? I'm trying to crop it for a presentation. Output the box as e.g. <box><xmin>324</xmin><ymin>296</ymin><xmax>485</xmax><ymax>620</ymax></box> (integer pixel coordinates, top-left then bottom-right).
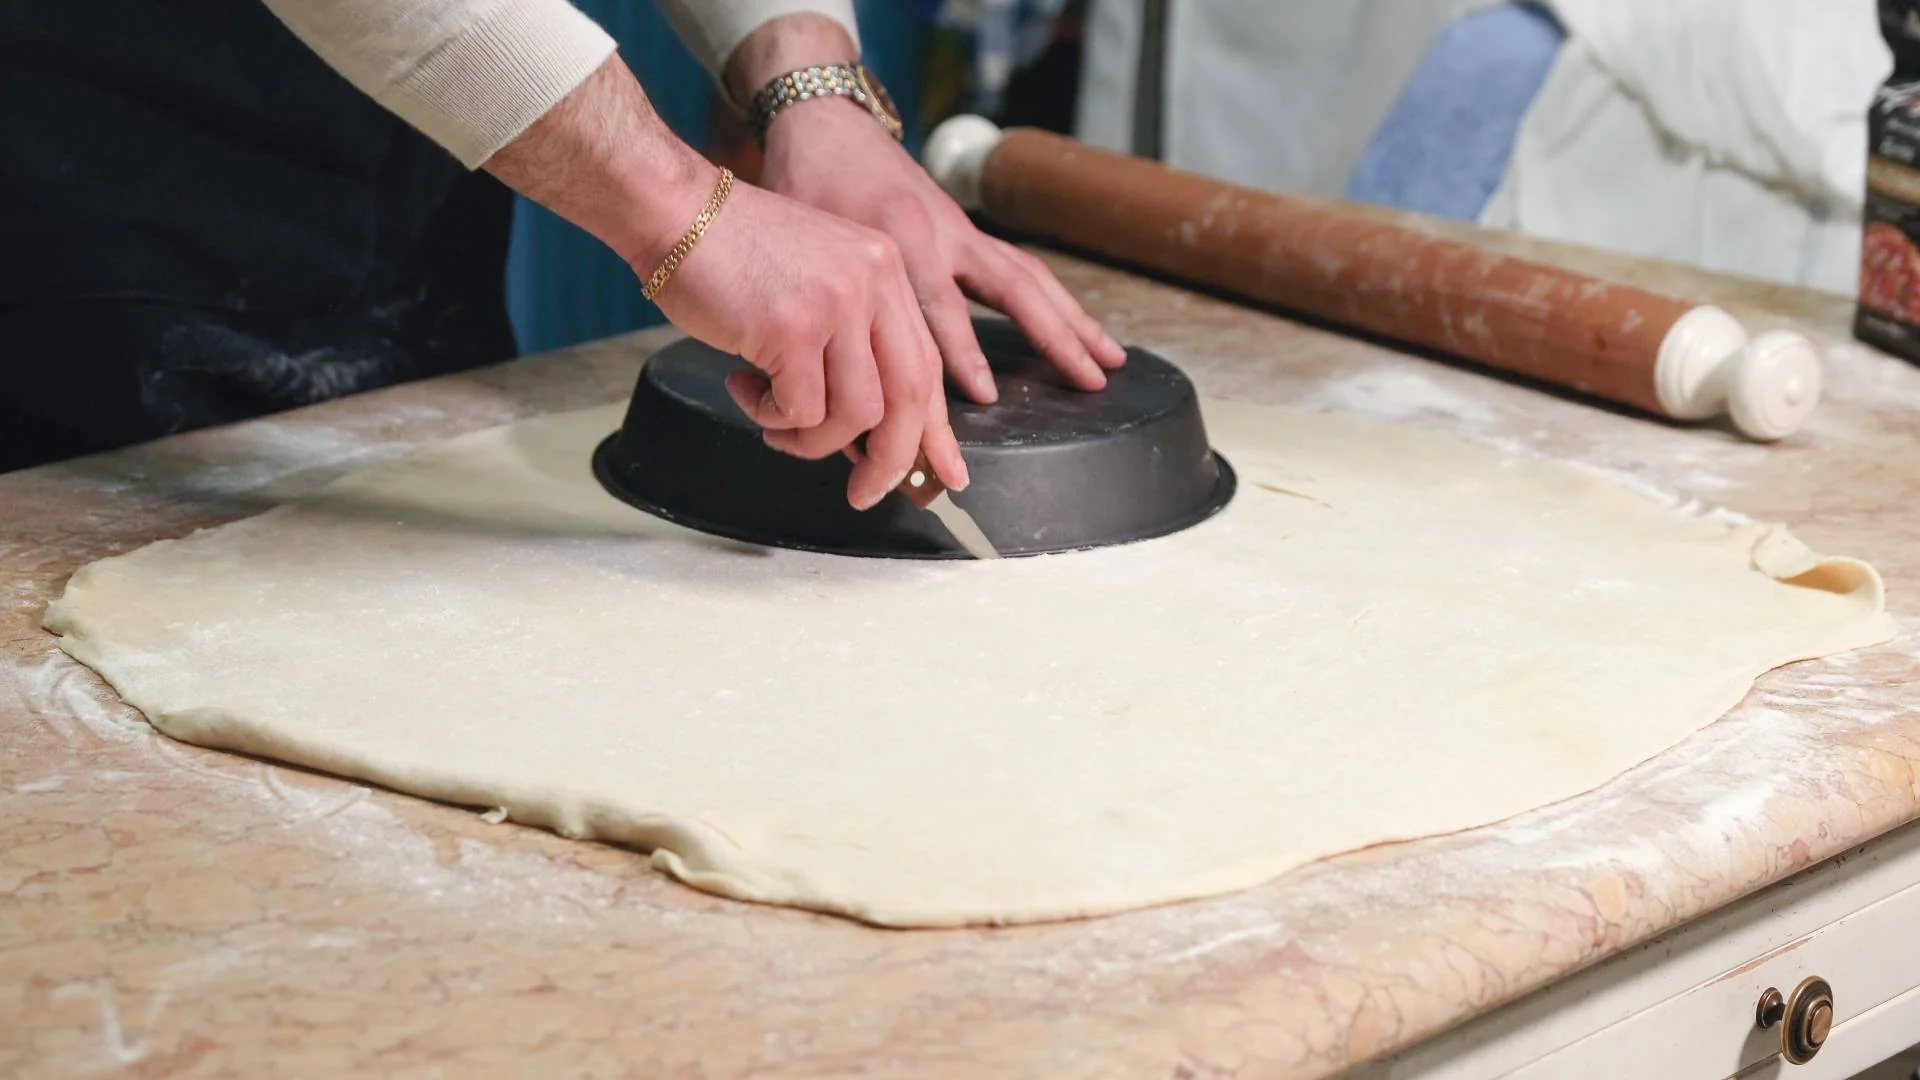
<box><xmin>1756</xmin><ymin>977</ymin><xmax>1835</xmax><ymax>1065</ymax></box>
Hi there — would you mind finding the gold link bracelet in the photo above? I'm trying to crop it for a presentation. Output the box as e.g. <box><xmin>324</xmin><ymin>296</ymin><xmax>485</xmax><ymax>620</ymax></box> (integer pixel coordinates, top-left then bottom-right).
<box><xmin>641</xmin><ymin>166</ymin><xmax>734</xmax><ymax>302</ymax></box>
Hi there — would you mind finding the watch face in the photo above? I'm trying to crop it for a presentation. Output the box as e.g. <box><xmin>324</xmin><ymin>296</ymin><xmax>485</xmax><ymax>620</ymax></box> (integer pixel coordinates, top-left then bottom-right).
<box><xmin>855</xmin><ymin>64</ymin><xmax>904</xmax><ymax>138</ymax></box>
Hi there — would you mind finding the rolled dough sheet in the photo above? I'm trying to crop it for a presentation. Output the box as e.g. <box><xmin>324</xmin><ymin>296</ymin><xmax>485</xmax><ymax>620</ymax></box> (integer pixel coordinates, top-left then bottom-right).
<box><xmin>43</xmin><ymin>397</ymin><xmax>1893</xmax><ymax>927</ymax></box>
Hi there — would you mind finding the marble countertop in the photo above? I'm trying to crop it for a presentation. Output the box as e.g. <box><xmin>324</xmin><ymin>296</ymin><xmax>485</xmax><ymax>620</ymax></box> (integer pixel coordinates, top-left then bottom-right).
<box><xmin>5</xmin><ymin>232</ymin><xmax>1919</xmax><ymax>1078</ymax></box>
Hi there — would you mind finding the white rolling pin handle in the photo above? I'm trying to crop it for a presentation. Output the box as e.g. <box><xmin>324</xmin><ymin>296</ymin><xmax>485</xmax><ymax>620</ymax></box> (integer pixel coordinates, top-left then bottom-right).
<box><xmin>922</xmin><ymin>114</ymin><xmax>1005</xmax><ymax>210</ymax></box>
<box><xmin>1729</xmin><ymin>331</ymin><xmax>1824</xmax><ymax>441</ymax></box>
<box><xmin>1654</xmin><ymin>306</ymin><xmax>1822</xmax><ymax>441</ymax></box>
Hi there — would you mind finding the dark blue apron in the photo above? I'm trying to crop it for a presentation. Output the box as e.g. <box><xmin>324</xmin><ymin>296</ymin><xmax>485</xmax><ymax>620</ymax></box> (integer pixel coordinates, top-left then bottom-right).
<box><xmin>0</xmin><ymin>1</ymin><xmax>517</xmax><ymax>470</ymax></box>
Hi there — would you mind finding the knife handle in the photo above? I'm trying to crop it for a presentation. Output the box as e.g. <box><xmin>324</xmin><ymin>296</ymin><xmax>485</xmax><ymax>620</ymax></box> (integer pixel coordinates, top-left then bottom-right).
<box><xmin>845</xmin><ymin>439</ymin><xmax>946</xmax><ymax>509</ymax></box>
<box><xmin>896</xmin><ymin>452</ymin><xmax>945</xmax><ymax>509</ymax></box>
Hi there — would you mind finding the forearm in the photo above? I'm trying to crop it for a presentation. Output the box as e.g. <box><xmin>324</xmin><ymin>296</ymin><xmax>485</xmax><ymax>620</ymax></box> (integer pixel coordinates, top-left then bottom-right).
<box><xmin>483</xmin><ymin>55</ymin><xmax>714</xmax><ymax>270</ymax></box>
<box><xmin>720</xmin><ymin>12</ymin><xmax>861</xmax><ymax>106</ymax></box>
<box><xmin>260</xmin><ymin>0</ymin><xmax>616</xmax><ymax>168</ymax></box>
<box><xmin>653</xmin><ymin>0</ymin><xmax>859</xmax><ymax>80</ymax></box>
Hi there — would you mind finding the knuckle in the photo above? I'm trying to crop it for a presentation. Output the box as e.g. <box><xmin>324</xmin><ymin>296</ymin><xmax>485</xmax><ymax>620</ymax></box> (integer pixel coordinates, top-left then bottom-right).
<box><xmin>818</xmin><ymin>275</ymin><xmax>858</xmax><ymax>309</ymax></box>
<box><xmin>858</xmin><ymin>235</ymin><xmax>899</xmax><ymax>271</ymax></box>
<box><xmin>764</xmin><ymin>300</ymin><xmax>813</xmax><ymax>340</ymax></box>
<box><xmin>1038</xmin><ymin>323</ymin><xmax>1081</xmax><ymax>357</ymax></box>
<box><xmin>910</xmin><ymin>354</ymin><xmax>943</xmax><ymax>395</ymax></box>
<box><xmin>921</xmin><ymin>290</ymin><xmax>967</xmax><ymax>329</ymax></box>
<box><xmin>849</xmin><ymin>393</ymin><xmax>885</xmax><ymax>433</ymax></box>
<box><xmin>787</xmin><ymin>427</ymin><xmax>840</xmax><ymax>459</ymax></box>
<box><xmin>894</xmin><ymin>370</ymin><xmax>934</xmax><ymax>410</ymax></box>
<box><xmin>786</xmin><ymin>393</ymin><xmax>826</xmax><ymax>427</ymax></box>
<box><xmin>990</xmin><ymin>259</ymin><xmax>1036</xmax><ymax>296</ymax></box>
<box><xmin>1013</xmin><ymin>254</ymin><xmax>1053</xmax><ymax>284</ymax></box>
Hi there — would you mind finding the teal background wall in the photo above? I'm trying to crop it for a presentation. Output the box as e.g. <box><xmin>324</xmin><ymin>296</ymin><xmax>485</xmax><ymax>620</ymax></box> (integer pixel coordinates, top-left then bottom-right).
<box><xmin>505</xmin><ymin>2</ymin><xmax>928</xmax><ymax>354</ymax></box>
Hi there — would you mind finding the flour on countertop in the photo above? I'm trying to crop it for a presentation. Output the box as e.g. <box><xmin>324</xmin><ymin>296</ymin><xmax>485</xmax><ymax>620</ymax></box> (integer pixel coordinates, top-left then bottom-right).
<box><xmin>1297</xmin><ymin>366</ymin><xmax>1507</xmax><ymax>429</ymax></box>
<box><xmin>1822</xmin><ymin>342</ymin><xmax>1920</xmax><ymax>412</ymax></box>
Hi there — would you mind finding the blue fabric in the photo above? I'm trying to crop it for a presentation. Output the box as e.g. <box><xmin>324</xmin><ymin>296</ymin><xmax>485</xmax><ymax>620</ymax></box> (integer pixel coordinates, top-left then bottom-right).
<box><xmin>1343</xmin><ymin>2</ymin><xmax>1565</xmax><ymax>221</ymax></box>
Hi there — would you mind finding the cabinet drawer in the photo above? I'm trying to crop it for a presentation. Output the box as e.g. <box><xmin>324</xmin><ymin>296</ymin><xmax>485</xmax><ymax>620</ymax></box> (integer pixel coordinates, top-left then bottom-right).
<box><xmin>1515</xmin><ymin>875</ymin><xmax>1920</xmax><ymax>1078</ymax></box>
<box><xmin>1356</xmin><ymin>823</ymin><xmax>1920</xmax><ymax>1079</ymax></box>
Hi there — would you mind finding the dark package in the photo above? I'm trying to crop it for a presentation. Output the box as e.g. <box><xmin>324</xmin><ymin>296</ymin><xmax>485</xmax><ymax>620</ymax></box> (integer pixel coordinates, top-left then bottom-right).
<box><xmin>1857</xmin><ymin>0</ymin><xmax>1920</xmax><ymax>361</ymax></box>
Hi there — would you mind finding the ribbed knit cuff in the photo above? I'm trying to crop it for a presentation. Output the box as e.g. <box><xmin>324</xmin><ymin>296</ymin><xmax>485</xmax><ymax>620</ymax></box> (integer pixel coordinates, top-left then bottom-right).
<box><xmin>384</xmin><ymin>0</ymin><xmax>618</xmax><ymax>168</ymax></box>
<box><xmin>659</xmin><ymin>0</ymin><xmax>860</xmax><ymax>74</ymax></box>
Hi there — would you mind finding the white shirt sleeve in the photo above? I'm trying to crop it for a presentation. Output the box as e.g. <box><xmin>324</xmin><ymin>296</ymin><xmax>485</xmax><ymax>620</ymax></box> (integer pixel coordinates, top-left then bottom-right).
<box><xmin>261</xmin><ymin>0</ymin><xmax>618</xmax><ymax>168</ymax></box>
<box><xmin>653</xmin><ymin>0</ymin><xmax>861</xmax><ymax>75</ymax></box>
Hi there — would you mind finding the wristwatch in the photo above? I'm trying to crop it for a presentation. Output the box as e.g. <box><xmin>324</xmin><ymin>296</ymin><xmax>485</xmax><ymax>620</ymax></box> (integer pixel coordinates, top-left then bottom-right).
<box><xmin>747</xmin><ymin>62</ymin><xmax>904</xmax><ymax>144</ymax></box>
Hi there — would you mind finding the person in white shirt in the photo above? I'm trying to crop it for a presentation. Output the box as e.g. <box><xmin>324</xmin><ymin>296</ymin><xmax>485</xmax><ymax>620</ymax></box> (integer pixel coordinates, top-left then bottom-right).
<box><xmin>0</xmin><ymin>1</ymin><xmax>1119</xmax><ymax>509</ymax></box>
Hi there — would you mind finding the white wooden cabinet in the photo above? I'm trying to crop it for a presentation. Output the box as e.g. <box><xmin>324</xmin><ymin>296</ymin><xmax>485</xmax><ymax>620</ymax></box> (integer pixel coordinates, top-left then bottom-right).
<box><xmin>1352</xmin><ymin>823</ymin><xmax>1920</xmax><ymax>1078</ymax></box>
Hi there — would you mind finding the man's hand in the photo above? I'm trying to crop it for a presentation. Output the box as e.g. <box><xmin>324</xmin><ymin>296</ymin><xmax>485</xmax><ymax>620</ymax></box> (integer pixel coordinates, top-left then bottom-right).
<box><xmin>727</xmin><ymin>17</ymin><xmax>1127</xmax><ymax>405</ymax></box>
<box><xmin>656</xmin><ymin>180</ymin><xmax>965</xmax><ymax>509</ymax></box>
<box><xmin>485</xmin><ymin>57</ymin><xmax>964</xmax><ymax>509</ymax></box>
<box><xmin>761</xmin><ymin>107</ymin><xmax>1126</xmax><ymax>403</ymax></box>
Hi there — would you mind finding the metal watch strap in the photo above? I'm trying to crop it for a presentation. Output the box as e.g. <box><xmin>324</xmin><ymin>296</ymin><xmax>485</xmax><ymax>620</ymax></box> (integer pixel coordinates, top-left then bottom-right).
<box><xmin>748</xmin><ymin>62</ymin><xmax>900</xmax><ymax>143</ymax></box>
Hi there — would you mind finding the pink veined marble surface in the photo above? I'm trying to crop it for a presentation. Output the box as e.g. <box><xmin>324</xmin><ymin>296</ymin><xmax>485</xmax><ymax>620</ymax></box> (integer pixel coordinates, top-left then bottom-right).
<box><xmin>3</xmin><ymin>234</ymin><xmax>1919</xmax><ymax>1079</ymax></box>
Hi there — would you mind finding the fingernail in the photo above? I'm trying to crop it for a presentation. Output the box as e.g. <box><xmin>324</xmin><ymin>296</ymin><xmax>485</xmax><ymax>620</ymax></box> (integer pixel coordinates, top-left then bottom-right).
<box><xmin>851</xmin><ymin>488</ymin><xmax>882</xmax><ymax>511</ymax></box>
<box><xmin>1103</xmin><ymin>332</ymin><xmax>1122</xmax><ymax>354</ymax></box>
<box><xmin>953</xmin><ymin>461</ymin><xmax>971</xmax><ymax>490</ymax></box>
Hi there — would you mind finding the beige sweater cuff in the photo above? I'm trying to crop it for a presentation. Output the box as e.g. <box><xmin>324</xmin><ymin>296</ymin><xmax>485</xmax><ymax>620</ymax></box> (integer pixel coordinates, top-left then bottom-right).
<box><xmin>655</xmin><ymin>0</ymin><xmax>861</xmax><ymax>73</ymax></box>
<box><xmin>264</xmin><ymin>0</ymin><xmax>618</xmax><ymax>169</ymax></box>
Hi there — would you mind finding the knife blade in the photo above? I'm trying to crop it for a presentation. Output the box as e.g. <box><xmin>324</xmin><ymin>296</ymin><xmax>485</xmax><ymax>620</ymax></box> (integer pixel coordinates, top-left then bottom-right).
<box><xmin>898</xmin><ymin>458</ymin><xmax>1000</xmax><ymax>560</ymax></box>
<box><xmin>846</xmin><ymin>442</ymin><xmax>1001</xmax><ymax>560</ymax></box>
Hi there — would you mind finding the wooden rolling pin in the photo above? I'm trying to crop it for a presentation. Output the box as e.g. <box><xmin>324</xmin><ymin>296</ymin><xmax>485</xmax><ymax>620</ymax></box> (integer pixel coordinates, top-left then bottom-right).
<box><xmin>922</xmin><ymin>117</ymin><xmax>1821</xmax><ymax>441</ymax></box>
